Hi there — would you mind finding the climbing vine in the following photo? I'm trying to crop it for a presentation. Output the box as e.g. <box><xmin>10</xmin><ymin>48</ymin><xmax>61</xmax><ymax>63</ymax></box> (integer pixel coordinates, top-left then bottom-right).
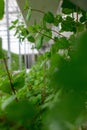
<box><xmin>0</xmin><ymin>0</ymin><xmax>87</xmax><ymax>130</ymax></box>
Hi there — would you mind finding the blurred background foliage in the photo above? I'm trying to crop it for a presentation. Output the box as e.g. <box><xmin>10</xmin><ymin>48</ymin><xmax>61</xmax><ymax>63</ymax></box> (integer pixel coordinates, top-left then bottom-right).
<box><xmin>0</xmin><ymin>0</ymin><xmax>87</xmax><ymax>130</ymax></box>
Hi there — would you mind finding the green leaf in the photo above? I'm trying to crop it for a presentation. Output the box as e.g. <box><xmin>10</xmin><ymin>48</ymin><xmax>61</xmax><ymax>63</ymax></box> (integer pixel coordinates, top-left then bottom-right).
<box><xmin>11</xmin><ymin>19</ymin><xmax>18</xmax><ymax>25</ymax></box>
<box><xmin>58</xmin><ymin>37</ymin><xmax>69</xmax><ymax>49</ymax></box>
<box><xmin>80</xmin><ymin>16</ymin><xmax>86</xmax><ymax>23</ymax></box>
<box><xmin>76</xmin><ymin>22</ymin><xmax>85</xmax><ymax>32</ymax></box>
<box><xmin>44</xmin><ymin>11</ymin><xmax>54</xmax><ymax>23</ymax></box>
<box><xmin>24</xmin><ymin>0</ymin><xmax>29</xmax><ymax>10</ymax></box>
<box><xmin>13</xmin><ymin>71</ymin><xmax>25</xmax><ymax>90</ymax></box>
<box><xmin>1</xmin><ymin>95</ymin><xmax>16</xmax><ymax>110</ymax></box>
<box><xmin>0</xmin><ymin>0</ymin><xmax>4</xmax><ymax>20</ymax></box>
<box><xmin>61</xmin><ymin>16</ymin><xmax>76</xmax><ymax>32</ymax></box>
<box><xmin>43</xmin><ymin>29</ymin><xmax>52</xmax><ymax>42</ymax></box>
<box><xmin>62</xmin><ymin>8</ymin><xmax>73</xmax><ymax>14</ymax></box>
<box><xmin>62</xmin><ymin>0</ymin><xmax>76</xmax><ymax>14</ymax></box>
<box><xmin>54</xmin><ymin>15</ymin><xmax>62</xmax><ymax>26</ymax></box>
<box><xmin>26</xmin><ymin>8</ymin><xmax>32</xmax><ymax>21</ymax></box>
<box><xmin>9</xmin><ymin>25</ymin><xmax>15</xmax><ymax>30</ymax></box>
<box><xmin>0</xmin><ymin>77</ymin><xmax>12</xmax><ymax>94</ymax></box>
<box><xmin>5</xmin><ymin>100</ymin><xmax>36</xmax><ymax>125</ymax></box>
<box><xmin>35</xmin><ymin>34</ymin><xmax>43</xmax><ymax>49</ymax></box>
<box><xmin>28</xmin><ymin>25</ymin><xmax>38</xmax><ymax>33</ymax></box>
<box><xmin>27</xmin><ymin>34</ymin><xmax>35</xmax><ymax>43</ymax></box>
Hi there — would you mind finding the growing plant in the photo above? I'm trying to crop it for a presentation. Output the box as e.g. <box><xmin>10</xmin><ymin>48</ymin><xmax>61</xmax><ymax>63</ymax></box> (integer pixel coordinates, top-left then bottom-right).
<box><xmin>0</xmin><ymin>0</ymin><xmax>87</xmax><ymax>130</ymax></box>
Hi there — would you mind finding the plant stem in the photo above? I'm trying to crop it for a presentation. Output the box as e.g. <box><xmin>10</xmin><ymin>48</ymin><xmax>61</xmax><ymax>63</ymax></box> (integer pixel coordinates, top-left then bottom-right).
<box><xmin>39</xmin><ymin>26</ymin><xmax>66</xmax><ymax>38</ymax></box>
<box><xmin>3</xmin><ymin>58</ymin><xmax>16</xmax><ymax>95</ymax></box>
<box><xmin>51</xmin><ymin>29</ymin><xmax>66</xmax><ymax>38</ymax></box>
<box><xmin>38</xmin><ymin>31</ymin><xmax>54</xmax><ymax>41</ymax></box>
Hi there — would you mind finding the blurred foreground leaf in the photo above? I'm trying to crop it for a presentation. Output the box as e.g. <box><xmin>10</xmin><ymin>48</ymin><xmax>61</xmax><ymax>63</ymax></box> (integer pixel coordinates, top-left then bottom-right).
<box><xmin>0</xmin><ymin>0</ymin><xmax>4</xmax><ymax>20</ymax></box>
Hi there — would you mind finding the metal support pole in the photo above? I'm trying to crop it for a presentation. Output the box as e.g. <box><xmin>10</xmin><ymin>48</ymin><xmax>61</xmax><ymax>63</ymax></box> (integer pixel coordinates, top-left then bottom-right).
<box><xmin>24</xmin><ymin>41</ymin><xmax>27</xmax><ymax>71</ymax></box>
<box><xmin>32</xmin><ymin>48</ymin><xmax>35</xmax><ymax>66</ymax></box>
<box><xmin>28</xmin><ymin>43</ymin><xmax>30</xmax><ymax>68</ymax></box>
<box><xmin>19</xmin><ymin>41</ymin><xmax>22</xmax><ymax>70</ymax></box>
<box><xmin>6</xmin><ymin>0</ymin><xmax>11</xmax><ymax>70</ymax></box>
